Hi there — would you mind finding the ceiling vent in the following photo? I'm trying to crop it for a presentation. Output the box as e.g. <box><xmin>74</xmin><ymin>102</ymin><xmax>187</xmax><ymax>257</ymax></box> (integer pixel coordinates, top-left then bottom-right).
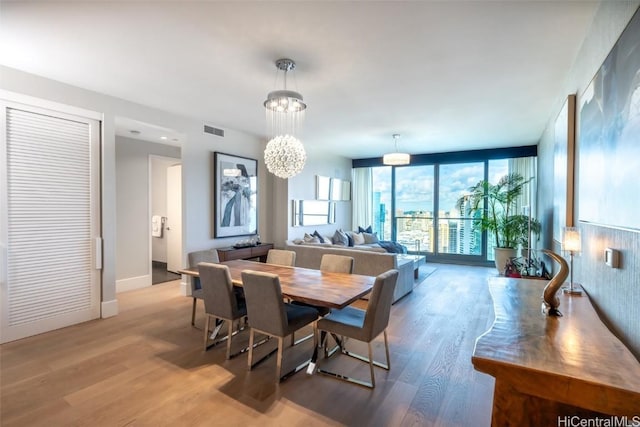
<box><xmin>204</xmin><ymin>125</ymin><xmax>224</xmax><ymax>137</ymax></box>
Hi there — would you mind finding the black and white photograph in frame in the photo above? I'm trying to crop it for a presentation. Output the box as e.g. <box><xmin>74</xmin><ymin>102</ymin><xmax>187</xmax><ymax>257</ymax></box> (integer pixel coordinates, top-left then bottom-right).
<box><xmin>213</xmin><ymin>152</ymin><xmax>258</xmax><ymax>238</ymax></box>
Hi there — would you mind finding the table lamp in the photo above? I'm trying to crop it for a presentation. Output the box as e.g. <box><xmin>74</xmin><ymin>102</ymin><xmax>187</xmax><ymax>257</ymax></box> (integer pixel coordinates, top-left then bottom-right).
<box><xmin>562</xmin><ymin>226</ymin><xmax>582</xmax><ymax>295</ymax></box>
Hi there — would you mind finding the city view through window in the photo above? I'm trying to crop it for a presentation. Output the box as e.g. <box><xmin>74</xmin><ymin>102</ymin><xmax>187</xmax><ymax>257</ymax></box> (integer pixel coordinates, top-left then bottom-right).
<box><xmin>371</xmin><ymin>160</ymin><xmax>509</xmax><ymax>259</ymax></box>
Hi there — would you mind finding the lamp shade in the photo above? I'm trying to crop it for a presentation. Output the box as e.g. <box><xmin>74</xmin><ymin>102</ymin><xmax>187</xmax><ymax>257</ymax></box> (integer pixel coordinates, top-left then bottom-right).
<box><xmin>562</xmin><ymin>227</ymin><xmax>581</xmax><ymax>252</ymax></box>
<box><xmin>383</xmin><ymin>152</ymin><xmax>410</xmax><ymax>165</ymax></box>
<box><xmin>383</xmin><ymin>133</ymin><xmax>410</xmax><ymax>165</ymax></box>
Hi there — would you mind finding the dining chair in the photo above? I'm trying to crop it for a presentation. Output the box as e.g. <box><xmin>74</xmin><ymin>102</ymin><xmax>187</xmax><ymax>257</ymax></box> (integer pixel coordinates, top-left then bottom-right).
<box><xmin>199</xmin><ymin>262</ymin><xmax>248</xmax><ymax>359</ymax></box>
<box><xmin>319</xmin><ymin>254</ymin><xmax>354</xmax><ymax>274</ymax></box>
<box><xmin>266</xmin><ymin>249</ymin><xmax>296</xmax><ymax>266</ymax></box>
<box><xmin>241</xmin><ymin>270</ymin><xmax>319</xmax><ymax>383</ymax></box>
<box><xmin>187</xmin><ymin>249</ymin><xmax>219</xmax><ymax>325</ymax></box>
<box><xmin>291</xmin><ymin>253</ymin><xmax>355</xmax><ymax>345</ymax></box>
<box><xmin>315</xmin><ymin>269</ymin><xmax>398</xmax><ymax>388</ymax></box>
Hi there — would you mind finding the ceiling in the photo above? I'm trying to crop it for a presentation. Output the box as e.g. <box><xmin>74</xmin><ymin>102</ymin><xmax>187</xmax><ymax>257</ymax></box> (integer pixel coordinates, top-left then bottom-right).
<box><xmin>0</xmin><ymin>1</ymin><xmax>599</xmax><ymax>159</ymax></box>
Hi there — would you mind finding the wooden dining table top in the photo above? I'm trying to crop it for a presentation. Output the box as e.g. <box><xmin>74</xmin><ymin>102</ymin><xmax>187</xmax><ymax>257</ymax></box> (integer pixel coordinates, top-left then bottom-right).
<box><xmin>178</xmin><ymin>259</ymin><xmax>375</xmax><ymax>309</ymax></box>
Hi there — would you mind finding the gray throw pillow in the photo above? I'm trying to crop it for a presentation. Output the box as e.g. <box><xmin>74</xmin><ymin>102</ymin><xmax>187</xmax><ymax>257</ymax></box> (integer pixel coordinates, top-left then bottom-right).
<box><xmin>363</xmin><ymin>232</ymin><xmax>379</xmax><ymax>244</ymax></box>
<box><xmin>303</xmin><ymin>233</ymin><xmax>320</xmax><ymax>243</ymax></box>
<box><xmin>332</xmin><ymin>229</ymin><xmax>348</xmax><ymax>246</ymax></box>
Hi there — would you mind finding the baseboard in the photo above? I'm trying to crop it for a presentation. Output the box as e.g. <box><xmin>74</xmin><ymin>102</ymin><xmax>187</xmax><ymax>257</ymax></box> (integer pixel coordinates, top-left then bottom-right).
<box><xmin>180</xmin><ymin>279</ymin><xmax>189</xmax><ymax>296</ymax></box>
<box><xmin>101</xmin><ymin>299</ymin><xmax>119</xmax><ymax>318</ymax></box>
<box><xmin>116</xmin><ymin>274</ymin><xmax>152</xmax><ymax>293</ymax></box>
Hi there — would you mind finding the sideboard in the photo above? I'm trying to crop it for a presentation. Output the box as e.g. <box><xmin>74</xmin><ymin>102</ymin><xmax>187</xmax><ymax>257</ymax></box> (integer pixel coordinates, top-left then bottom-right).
<box><xmin>216</xmin><ymin>243</ymin><xmax>274</xmax><ymax>263</ymax></box>
<box><xmin>473</xmin><ymin>277</ymin><xmax>640</xmax><ymax>426</ymax></box>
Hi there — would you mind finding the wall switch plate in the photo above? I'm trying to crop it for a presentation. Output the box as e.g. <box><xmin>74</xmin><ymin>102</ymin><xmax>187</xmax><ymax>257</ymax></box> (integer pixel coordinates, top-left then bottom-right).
<box><xmin>604</xmin><ymin>248</ymin><xmax>619</xmax><ymax>268</ymax></box>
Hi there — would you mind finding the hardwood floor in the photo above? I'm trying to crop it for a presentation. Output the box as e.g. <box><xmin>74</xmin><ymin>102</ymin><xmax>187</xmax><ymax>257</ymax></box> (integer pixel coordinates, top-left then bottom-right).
<box><xmin>0</xmin><ymin>263</ymin><xmax>497</xmax><ymax>427</ymax></box>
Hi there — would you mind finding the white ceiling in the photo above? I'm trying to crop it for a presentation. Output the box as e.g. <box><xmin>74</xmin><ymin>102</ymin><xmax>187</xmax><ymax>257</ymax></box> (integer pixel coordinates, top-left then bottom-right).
<box><xmin>0</xmin><ymin>1</ymin><xmax>599</xmax><ymax>159</ymax></box>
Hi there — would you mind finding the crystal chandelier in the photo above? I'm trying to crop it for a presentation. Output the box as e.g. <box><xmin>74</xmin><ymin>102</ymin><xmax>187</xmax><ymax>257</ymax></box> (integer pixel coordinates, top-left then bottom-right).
<box><xmin>383</xmin><ymin>134</ymin><xmax>410</xmax><ymax>166</ymax></box>
<box><xmin>264</xmin><ymin>58</ymin><xmax>307</xmax><ymax>179</ymax></box>
<box><xmin>264</xmin><ymin>135</ymin><xmax>307</xmax><ymax>179</ymax></box>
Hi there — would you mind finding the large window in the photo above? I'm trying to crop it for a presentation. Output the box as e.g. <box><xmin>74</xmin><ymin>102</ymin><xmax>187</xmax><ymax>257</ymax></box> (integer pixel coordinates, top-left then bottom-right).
<box><xmin>355</xmin><ymin>147</ymin><xmax>537</xmax><ymax>265</ymax></box>
<box><xmin>438</xmin><ymin>162</ymin><xmax>484</xmax><ymax>256</ymax></box>
<box><xmin>394</xmin><ymin>165</ymin><xmax>434</xmax><ymax>252</ymax></box>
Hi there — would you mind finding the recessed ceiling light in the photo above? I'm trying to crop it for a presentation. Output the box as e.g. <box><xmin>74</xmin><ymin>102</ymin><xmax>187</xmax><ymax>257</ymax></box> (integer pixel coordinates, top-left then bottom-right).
<box><xmin>160</xmin><ymin>136</ymin><xmax>167</xmax><ymax>140</ymax></box>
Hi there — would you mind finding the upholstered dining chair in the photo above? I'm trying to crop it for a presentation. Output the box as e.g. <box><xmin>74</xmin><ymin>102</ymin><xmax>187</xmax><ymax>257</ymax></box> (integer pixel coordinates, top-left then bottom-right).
<box><xmin>315</xmin><ymin>269</ymin><xmax>398</xmax><ymax>388</ymax></box>
<box><xmin>199</xmin><ymin>262</ymin><xmax>248</xmax><ymax>359</ymax></box>
<box><xmin>187</xmin><ymin>249</ymin><xmax>219</xmax><ymax>325</ymax></box>
<box><xmin>291</xmin><ymin>253</ymin><xmax>356</xmax><ymax>345</ymax></box>
<box><xmin>266</xmin><ymin>249</ymin><xmax>296</xmax><ymax>267</ymax></box>
<box><xmin>319</xmin><ymin>254</ymin><xmax>354</xmax><ymax>274</ymax></box>
<box><xmin>241</xmin><ymin>270</ymin><xmax>319</xmax><ymax>383</ymax></box>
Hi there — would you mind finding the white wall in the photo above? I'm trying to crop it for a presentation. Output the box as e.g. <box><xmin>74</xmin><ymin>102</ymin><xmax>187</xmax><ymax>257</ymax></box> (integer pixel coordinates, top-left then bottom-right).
<box><xmin>0</xmin><ymin>65</ymin><xmax>264</xmax><ymax>313</ymax></box>
<box><xmin>537</xmin><ymin>1</ymin><xmax>640</xmax><ymax>357</ymax></box>
<box><xmin>0</xmin><ymin>65</ymin><xmax>355</xmax><ymax>313</ymax></box>
<box><xmin>285</xmin><ymin>146</ymin><xmax>353</xmax><ymax>243</ymax></box>
<box><xmin>115</xmin><ymin>137</ymin><xmax>179</xmax><ymax>291</ymax></box>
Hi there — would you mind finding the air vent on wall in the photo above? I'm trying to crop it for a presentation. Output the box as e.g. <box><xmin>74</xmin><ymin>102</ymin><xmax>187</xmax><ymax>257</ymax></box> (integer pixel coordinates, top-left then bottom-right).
<box><xmin>204</xmin><ymin>125</ymin><xmax>224</xmax><ymax>137</ymax></box>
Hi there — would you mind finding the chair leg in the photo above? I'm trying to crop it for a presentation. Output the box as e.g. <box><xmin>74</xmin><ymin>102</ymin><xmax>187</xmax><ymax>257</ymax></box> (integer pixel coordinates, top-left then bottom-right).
<box><xmin>368</xmin><ymin>342</ymin><xmax>375</xmax><ymax>388</ymax></box>
<box><xmin>276</xmin><ymin>336</ymin><xmax>284</xmax><ymax>382</ymax></box>
<box><xmin>316</xmin><ymin>330</ymin><xmax>390</xmax><ymax>388</ymax></box>
<box><xmin>203</xmin><ymin>314</ymin><xmax>210</xmax><ymax>351</ymax></box>
<box><xmin>225</xmin><ymin>320</ymin><xmax>234</xmax><ymax>360</ymax></box>
<box><xmin>191</xmin><ymin>298</ymin><xmax>197</xmax><ymax>326</ymax></box>
<box><xmin>247</xmin><ymin>329</ymin><xmax>255</xmax><ymax>370</ymax></box>
<box><xmin>383</xmin><ymin>330</ymin><xmax>390</xmax><ymax>370</ymax></box>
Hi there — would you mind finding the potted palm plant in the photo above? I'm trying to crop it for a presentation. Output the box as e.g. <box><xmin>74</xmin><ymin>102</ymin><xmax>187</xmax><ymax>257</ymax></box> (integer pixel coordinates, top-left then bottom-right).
<box><xmin>457</xmin><ymin>172</ymin><xmax>540</xmax><ymax>273</ymax></box>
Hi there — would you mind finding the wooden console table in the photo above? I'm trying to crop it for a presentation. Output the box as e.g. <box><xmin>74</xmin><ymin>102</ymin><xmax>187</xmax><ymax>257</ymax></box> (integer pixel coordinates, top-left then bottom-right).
<box><xmin>473</xmin><ymin>277</ymin><xmax>640</xmax><ymax>427</ymax></box>
<box><xmin>216</xmin><ymin>243</ymin><xmax>273</xmax><ymax>263</ymax></box>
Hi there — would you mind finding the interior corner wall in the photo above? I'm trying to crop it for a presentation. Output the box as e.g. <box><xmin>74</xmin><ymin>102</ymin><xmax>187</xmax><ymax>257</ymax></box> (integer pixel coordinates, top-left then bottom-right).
<box><xmin>0</xmin><ymin>65</ymin><xmax>265</xmax><ymax>313</ymax></box>
<box><xmin>285</xmin><ymin>147</ymin><xmax>353</xmax><ymax>242</ymax></box>
<box><xmin>115</xmin><ymin>137</ymin><xmax>179</xmax><ymax>287</ymax></box>
<box><xmin>537</xmin><ymin>1</ymin><xmax>640</xmax><ymax>358</ymax></box>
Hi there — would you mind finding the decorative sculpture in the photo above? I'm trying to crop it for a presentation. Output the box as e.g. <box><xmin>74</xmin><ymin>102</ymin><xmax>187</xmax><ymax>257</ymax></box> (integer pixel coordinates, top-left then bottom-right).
<box><xmin>540</xmin><ymin>249</ymin><xmax>569</xmax><ymax>317</ymax></box>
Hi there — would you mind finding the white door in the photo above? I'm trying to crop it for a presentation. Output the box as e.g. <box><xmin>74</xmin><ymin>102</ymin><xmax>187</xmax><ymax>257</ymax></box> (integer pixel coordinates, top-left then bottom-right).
<box><xmin>0</xmin><ymin>101</ymin><xmax>101</xmax><ymax>343</ymax></box>
<box><xmin>166</xmin><ymin>164</ymin><xmax>182</xmax><ymax>273</ymax></box>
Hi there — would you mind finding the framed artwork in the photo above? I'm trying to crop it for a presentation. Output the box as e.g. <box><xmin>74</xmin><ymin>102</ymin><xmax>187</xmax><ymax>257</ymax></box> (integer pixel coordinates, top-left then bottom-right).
<box><xmin>578</xmin><ymin>9</ymin><xmax>640</xmax><ymax>231</ymax></box>
<box><xmin>553</xmin><ymin>94</ymin><xmax>576</xmax><ymax>246</ymax></box>
<box><xmin>213</xmin><ymin>152</ymin><xmax>258</xmax><ymax>238</ymax></box>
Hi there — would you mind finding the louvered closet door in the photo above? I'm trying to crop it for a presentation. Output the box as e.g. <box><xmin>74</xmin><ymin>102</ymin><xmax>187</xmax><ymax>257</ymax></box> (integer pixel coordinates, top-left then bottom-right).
<box><xmin>0</xmin><ymin>102</ymin><xmax>101</xmax><ymax>343</ymax></box>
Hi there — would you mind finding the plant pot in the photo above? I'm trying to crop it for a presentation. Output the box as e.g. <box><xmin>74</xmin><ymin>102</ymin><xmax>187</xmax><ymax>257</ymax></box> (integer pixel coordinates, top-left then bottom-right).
<box><xmin>494</xmin><ymin>247</ymin><xmax>518</xmax><ymax>274</ymax></box>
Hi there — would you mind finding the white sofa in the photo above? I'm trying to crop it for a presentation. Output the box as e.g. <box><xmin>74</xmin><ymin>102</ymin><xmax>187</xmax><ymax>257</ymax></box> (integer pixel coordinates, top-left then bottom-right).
<box><xmin>284</xmin><ymin>241</ymin><xmax>414</xmax><ymax>303</ymax></box>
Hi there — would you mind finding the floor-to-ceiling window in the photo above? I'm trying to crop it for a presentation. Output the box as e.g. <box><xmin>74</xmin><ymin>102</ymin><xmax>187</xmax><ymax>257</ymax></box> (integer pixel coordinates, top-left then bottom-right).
<box><xmin>394</xmin><ymin>165</ymin><xmax>435</xmax><ymax>253</ymax></box>
<box><xmin>437</xmin><ymin>162</ymin><xmax>484</xmax><ymax>258</ymax></box>
<box><xmin>354</xmin><ymin>146</ymin><xmax>537</xmax><ymax>265</ymax></box>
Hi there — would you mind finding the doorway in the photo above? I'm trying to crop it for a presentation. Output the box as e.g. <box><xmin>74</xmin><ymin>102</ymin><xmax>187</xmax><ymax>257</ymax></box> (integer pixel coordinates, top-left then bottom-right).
<box><xmin>114</xmin><ymin>116</ymin><xmax>182</xmax><ymax>292</ymax></box>
<box><xmin>150</xmin><ymin>158</ymin><xmax>182</xmax><ymax>284</ymax></box>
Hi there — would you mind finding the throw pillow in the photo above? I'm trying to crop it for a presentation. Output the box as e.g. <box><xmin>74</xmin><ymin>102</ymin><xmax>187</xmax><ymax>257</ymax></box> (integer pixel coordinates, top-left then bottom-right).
<box><xmin>313</xmin><ymin>230</ymin><xmax>325</xmax><ymax>243</ymax></box>
<box><xmin>346</xmin><ymin>232</ymin><xmax>354</xmax><ymax>247</ymax></box>
<box><xmin>303</xmin><ymin>233</ymin><xmax>320</xmax><ymax>243</ymax></box>
<box><xmin>332</xmin><ymin>229</ymin><xmax>348</xmax><ymax>246</ymax></box>
<box><xmin>363</xmin><ymin>232</ymin><xmax>379</xmax><ymax>244</ymax></box>
<box><xmin>358</xmin><ymin>225</ymin><xmax>373</xmax><ymax>234</ymax></box>
<box><xmin>352</xmin><ymin>232</ymin><xmax>365</xmax><ymax>245</ymax></box>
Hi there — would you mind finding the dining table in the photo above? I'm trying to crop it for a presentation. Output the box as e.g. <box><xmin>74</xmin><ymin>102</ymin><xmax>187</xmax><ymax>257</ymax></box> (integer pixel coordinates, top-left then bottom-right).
<box><xmin>178</xmin><ymin>259</ymin><xmax>375</xmax><ymax>309</ymax></box>
<box><xmin>179</xmin><ymin>259</ymin><xmax>377</xmax><ymax>376</ymax></box>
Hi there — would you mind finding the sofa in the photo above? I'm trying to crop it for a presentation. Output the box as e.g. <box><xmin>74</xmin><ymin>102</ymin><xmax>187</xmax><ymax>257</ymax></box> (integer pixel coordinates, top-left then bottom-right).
<box><xmin>285</xmin><ymin>241</ymin><xmax>414</xmax><ymax>303</ymax></box>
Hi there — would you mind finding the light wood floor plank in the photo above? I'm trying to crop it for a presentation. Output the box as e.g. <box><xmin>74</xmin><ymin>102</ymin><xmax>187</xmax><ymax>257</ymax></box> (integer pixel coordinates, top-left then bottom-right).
<box><xmin>0</xmin><ymin>263</ymin><xmax>496</xmax><ymax>426</ymax></box>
